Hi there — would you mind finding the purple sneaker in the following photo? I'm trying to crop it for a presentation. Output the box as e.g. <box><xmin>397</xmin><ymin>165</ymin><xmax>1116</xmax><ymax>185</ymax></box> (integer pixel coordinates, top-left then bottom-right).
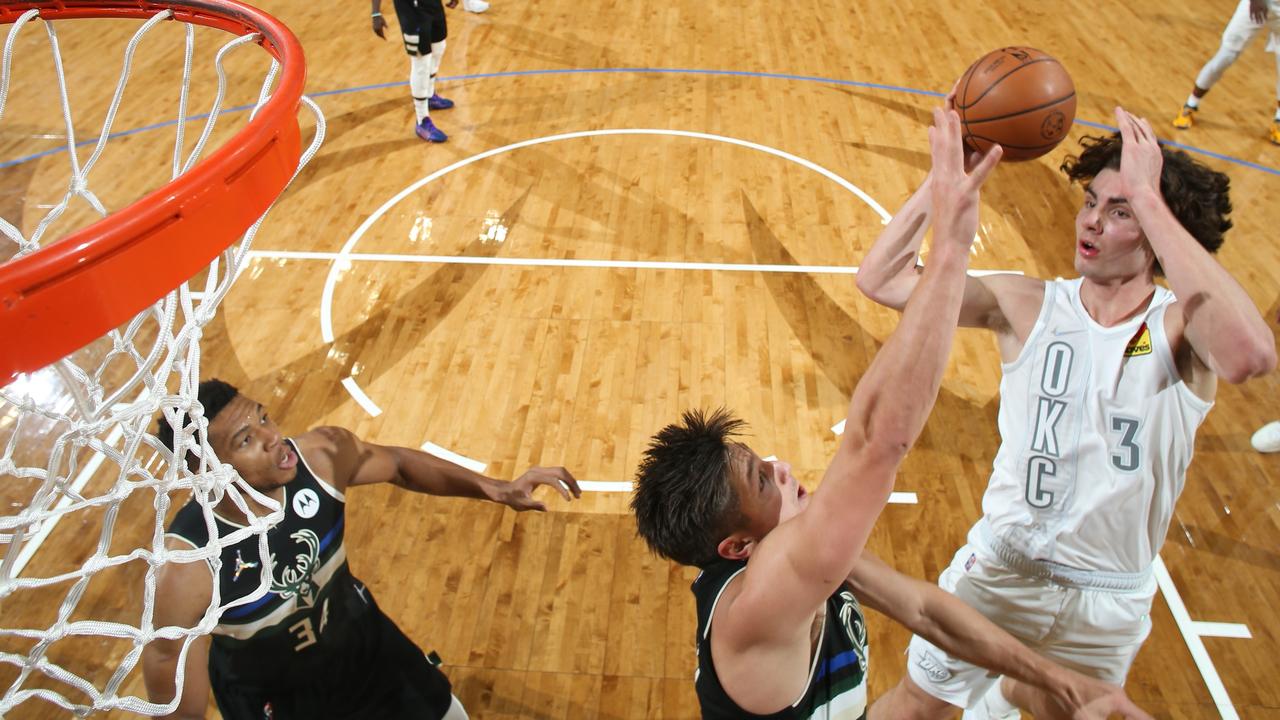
<box><xmin>427</xmin><ymin>93</ymin><xmax>454</xmax><ymax>110</ymax></box>
<box><xmin>415</xmin><ymin>117</ymin><xmax>447</xmax><ymax>142</ymax></box>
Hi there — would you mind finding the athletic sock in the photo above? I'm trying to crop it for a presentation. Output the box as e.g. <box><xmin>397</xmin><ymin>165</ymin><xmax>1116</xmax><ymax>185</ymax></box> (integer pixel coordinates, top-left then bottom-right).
<box><xmin>410</xmin><ymin>54</ymin><xmax>431</xmax><ymax>122</ymax></box>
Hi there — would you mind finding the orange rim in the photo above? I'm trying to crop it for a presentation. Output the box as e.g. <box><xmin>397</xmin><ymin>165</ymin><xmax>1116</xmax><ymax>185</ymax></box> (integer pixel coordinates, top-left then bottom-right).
<box><xmin>0</xmin><ymin>0</ymin><xmax>306</xmax><ymax>385</ymax></box>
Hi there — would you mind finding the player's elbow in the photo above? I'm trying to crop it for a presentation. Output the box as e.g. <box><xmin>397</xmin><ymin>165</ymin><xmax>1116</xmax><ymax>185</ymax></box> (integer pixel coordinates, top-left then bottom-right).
<box><xmin>1217</xmin><ymin>340</ymin><xmax>1277</xmax><ymax>383</ymax></box>
<box><xmin>855</xmin><ymin>269</ymin><xmax>899</xmax><ymax>309</ymax></box>
<box><xmin>835</xmin><ymin>432</ymin><xmax>907</xmax><ymax>487</ymax></box>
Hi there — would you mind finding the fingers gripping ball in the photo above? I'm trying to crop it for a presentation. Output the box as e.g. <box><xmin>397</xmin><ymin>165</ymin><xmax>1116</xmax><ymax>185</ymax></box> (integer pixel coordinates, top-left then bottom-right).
<box><xmin>955</xmin><ymin>47</ymin><xmax>1076</xmax><ymax>161</ymax></box>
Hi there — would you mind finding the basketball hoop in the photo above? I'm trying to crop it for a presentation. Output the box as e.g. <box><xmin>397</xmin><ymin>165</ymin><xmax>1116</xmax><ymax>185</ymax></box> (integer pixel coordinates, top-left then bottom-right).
<box><xmin>0</xmin><ymin>0</ymin><xmax>307</xmax><ymax>384</ymax></box>
<box><xmin>0</xmin><ymin>1</ymin><xmax>323</xmax><ymax>716</ymax></box>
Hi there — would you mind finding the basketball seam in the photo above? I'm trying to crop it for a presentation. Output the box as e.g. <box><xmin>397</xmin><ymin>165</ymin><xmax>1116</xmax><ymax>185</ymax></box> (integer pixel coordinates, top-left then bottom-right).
<box><xmin>956</xmin><ymin>57</ymin><xmax>1064</xmax><ymax>110</ymax></box>
<box><xmin>963</xmin><ymin>133</ymin><xmax>1063</xmax><ymax>150</ymax></box>
<box><xmin>959</xmin><ymin>57</ymin><xmax>980</xmax><ymax>126</ymax></box>
<box><xmin>962</xmin><ymin>92</ymin><xmax>1076</xmax><ymax>124</ymax></box>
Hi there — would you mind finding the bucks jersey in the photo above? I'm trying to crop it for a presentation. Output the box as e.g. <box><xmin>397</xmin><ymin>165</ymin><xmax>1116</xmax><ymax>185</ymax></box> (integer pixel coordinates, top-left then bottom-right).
<box><xmin>166</xmin><ymin>439</ymin><xmax>370</xmax><ymax>688</ymax></box>
<box><xmin>982</xmin><ymin>278</ymin><xmax>1213</xmax><ymax>574</ymax></box>
<box><xmin>693</xmin><ymin>560</ymin><xmax>869</xmax><ymax>720</ymax></box>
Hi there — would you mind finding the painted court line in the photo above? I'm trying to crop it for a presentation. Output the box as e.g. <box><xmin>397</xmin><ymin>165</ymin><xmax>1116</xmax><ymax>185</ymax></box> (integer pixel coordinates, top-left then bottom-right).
<box><xmin>1154</xmin><ymin>556</ymin><xmax>1239</xmax><ymax>719</ymax></box>
<box><xmin>320</xmin><ymin>127</ymin><xmax>895</xmax><ymax>347</ymax></box>
<box><xmin>1191</xmin><ymin>622</ymin><xmax>1253</xmax><ymax>640</ymax></box>
<box><xmin>420</xmin><ymin>442</ymin><xmax>487</xmax><ymax>474</ymax></box>
<box><xmin>340</xmin><ymin>377</ymin><xmax>382</xmax><ymax>417</ymax></box>
<box><xmin>251</xmin><ymin>249</ymin><xmax>1027</xmax><ymax>279</ymax></box>
<box><xmin>574</xmin><ymin>480</ymin><xmax>916</xmax><ymax>504</ymax></box>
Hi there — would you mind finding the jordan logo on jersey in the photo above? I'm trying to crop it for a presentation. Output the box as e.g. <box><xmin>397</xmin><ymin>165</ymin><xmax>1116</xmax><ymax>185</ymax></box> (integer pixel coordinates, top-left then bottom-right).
<box><xmin>270</xmin><ymin>529</ymin><xmax>321</xmax><ymax>609</ymax></box>
<box><xmin>1124</xmin><ymin>323</ymin><xmax>1152</xmax><ymax>356</ymax></box>
<box><xmin>232</xmin><ymin>549</ymin><xmax>259</xmax><ymax>582</ymax></box>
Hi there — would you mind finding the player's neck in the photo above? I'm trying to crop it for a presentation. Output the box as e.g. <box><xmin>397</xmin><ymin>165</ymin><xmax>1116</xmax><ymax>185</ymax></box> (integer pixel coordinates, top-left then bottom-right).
<box><xmin>1079</xmin><ymin>273</ymin><xmax>1156</xmax><ymax>327</ymax></box>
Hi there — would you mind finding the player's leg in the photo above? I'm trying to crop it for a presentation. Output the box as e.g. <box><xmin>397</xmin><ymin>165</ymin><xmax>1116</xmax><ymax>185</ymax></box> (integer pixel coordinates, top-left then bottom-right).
<box><xmin>394</xmin><ymin>0</ymin><xmax>447</xmax><ymax>142</ymax></box>
<box><xmin>1174</xmin><ymin>0</ymin><xmax>1263</xmax><ymax>128</ymax></box>
<box><xmin>868</xmin><ymin>673</ymin><xmax>953</xmax><ymax>719</ymax></box>
<box><xmin>1268</xmin><ymin>20</ymin><xmax>1280</xmax><ymax>143</ymax></box>
<box><xmin>904</xmin><ymin>542</ymin><xmax>1062</xmax><ymax>717</ymax></box>
<box><xmin>422</xmin><ymin>0</ymin><xmax>453</xmax><ymax>111</ymax></box>
<box><xmin>997</xmin><ymin>579</ymin><xmax>1156</xmax><ymax>719</ymax></box>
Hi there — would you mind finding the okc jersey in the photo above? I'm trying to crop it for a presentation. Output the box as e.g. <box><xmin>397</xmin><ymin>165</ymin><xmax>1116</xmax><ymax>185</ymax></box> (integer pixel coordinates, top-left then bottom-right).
<box><xmin>166</xmin><ymin>439</ymin><xmax>370</xmax><ymax>687</ymax></box>
<box><xmin>693</xmin><ymin>559</ymin><xmax>869</xmax><ymax>719</ymax></box>
<box><xmin>981</xmin><ymin>278</ymin><xmax>1213</xmax><ymax>574</ymax></box>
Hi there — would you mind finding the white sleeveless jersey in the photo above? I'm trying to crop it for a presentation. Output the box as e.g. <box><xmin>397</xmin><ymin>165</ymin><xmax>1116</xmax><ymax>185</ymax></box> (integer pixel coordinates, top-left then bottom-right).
<box><xmin>981</xmin><ymin>278</ymin><xmax>1213</xmax><ymax>574</ymax></box>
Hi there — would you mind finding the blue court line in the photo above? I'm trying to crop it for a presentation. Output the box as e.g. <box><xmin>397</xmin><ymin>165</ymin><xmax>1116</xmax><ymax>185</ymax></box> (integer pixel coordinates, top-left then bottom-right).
<box><xmin>3</xmin><ymin>67</ymin><xmax>1277</xmax><ymax>177</ymax></box>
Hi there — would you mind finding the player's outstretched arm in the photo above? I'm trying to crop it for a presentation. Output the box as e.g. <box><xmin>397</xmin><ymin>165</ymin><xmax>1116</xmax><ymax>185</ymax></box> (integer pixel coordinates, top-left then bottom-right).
<box><xmin>1114</xmin><ymin>107</ymin><xmax>1276</xmax><ymax>383</ymax></box>
<box><xmin>850</xmin><ymin>553</ymin><xmax>1153</xmax><ymax>720</ymax></box>
<box><xmin>142</xmin><ymin>544</ymin><xmax>214</xmax><ymax>720</ymax></box>
<box><xmin>855</xmin><ymin>172</ymin><xmax>934</xmax><ymax>310</ymax></box>
<box><xmin>731</xmin><ymin>109</ymin><xmax>1001</xmax><ymax>637</ymax></box>
<box><xmin>305</xmin><ymin>426</ymin><xmax>581</xmax><ymax>511</ymax></box>
<box><xmin>856</xmin><ymin>87</ymin><xmax>1026</xmax><ymax>331</ymax></box>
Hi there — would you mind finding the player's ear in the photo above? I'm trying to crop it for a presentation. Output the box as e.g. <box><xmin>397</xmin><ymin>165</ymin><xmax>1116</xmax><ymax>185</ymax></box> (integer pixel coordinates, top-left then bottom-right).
<box><xmin>717</xmin><ymin>533</ymin><xmax>757</xmax><ymax>561</ymax></box>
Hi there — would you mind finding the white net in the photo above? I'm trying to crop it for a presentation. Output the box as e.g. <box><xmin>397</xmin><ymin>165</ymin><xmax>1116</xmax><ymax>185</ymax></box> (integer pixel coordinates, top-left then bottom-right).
<box><xmin>0</xmin><ymin>5</ymin><xmax>324</xmax><ymax>717</ymax></box>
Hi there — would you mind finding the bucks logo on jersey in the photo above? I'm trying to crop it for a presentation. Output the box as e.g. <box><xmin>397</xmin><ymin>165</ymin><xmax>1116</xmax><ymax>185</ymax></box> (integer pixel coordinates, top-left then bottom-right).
<box><xmin>836</xmin><ymin>590</ymin><xmax>868</xmax><ymax>673</ymax></box>
<box><xmin>270</xmin><ymin>529</ymin><xmax>321</xmax><ymax>609</ymax></box>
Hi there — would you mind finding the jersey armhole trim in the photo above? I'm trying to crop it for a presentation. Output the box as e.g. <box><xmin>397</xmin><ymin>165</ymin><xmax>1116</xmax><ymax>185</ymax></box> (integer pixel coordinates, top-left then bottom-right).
<box><xmin>1001</xmin><ymin>279</ymin><xmax>1056</xmax><ymax>372</ymax></box>
<box><xmin>702</xmin><ymin>566</ymin><xmax>827</xmax><ymax>711</ymax></box>
<box><xmin>163</xmin><ymin>532</ymin><xmax>217</xmax><ymax>573</ymax></box>
<box><xmin>290</xmin><ymin>438</ymin><xmax>346</xmax><ymax>502</ymax></box>
<box><xmin>1149</xmin><ymin>303</ymin><xmax>1215</xmax><ymax>414</ymax></box>
<box><xmin>701</xmin><ymin>566</ymin><xmax>748</xmax><ymax>641</ymax></box>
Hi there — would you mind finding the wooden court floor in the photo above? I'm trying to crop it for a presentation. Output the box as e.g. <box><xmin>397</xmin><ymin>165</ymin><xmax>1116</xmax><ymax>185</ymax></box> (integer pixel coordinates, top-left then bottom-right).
<box><xmin>1</xmin><ymin>0</ymin><xmax>1279</xmax><ymax>717</ymax></box>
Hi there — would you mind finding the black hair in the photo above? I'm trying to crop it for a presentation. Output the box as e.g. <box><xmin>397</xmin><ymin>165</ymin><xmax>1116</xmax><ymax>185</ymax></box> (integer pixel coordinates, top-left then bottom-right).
<box><xmin>630</xmin><ymin>408</ymin><xmax>747</xmax><ymax>568</ymax></box>
<box><xmin>155</xmin><ymin>378</ymin><xmax>240</xmax><ymax>453</ymax></box>
<box><xmin>1060</xmin><ymin>132</ymin><xmax>1232</xmax><ymax>274</ymax></box>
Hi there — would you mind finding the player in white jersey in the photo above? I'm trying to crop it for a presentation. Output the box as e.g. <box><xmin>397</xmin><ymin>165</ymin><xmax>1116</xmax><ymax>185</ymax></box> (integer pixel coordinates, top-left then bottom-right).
<box><xmin>855</xmin><ymin>105</ymin><xmax>1276</xmax><ymax>718</ymax></box>
<box><xmin>1170</xmin><ymin>0</ymin><xmax>1280</xmax><ymax>145</ymax></box>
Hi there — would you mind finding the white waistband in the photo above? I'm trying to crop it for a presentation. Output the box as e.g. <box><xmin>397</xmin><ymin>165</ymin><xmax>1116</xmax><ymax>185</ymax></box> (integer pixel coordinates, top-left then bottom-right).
<box><xmin>977</xmin><ymin>520</ymin><xmax>1153</xmax><ymax>592</ymax></box>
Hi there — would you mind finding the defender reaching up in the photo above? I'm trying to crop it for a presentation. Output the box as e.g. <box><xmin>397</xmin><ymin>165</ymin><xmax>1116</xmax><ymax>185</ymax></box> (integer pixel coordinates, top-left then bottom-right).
<box><xmin>632</xmin><ymin>108</ymin><xmax>1149</xmax><ymax>719</ymax></box>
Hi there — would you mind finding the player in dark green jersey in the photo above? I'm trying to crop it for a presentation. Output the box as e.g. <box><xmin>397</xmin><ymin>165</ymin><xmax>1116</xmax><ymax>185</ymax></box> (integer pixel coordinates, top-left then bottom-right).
<box><xmin>143</xmin><ymin>380</ymin><xmax>580</xmax><ymax>720</ymax></box>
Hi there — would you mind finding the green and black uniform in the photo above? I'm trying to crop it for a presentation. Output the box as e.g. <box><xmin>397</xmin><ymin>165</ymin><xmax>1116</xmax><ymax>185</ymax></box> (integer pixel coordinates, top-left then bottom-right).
<box><xmin>693</xmin><ymin>559</ymin><xmax>870</xmax><ymax>719</ymax></box>
<box><xmin>166</xmin><ymin>439</ymin><xmax>452</xmax><ymax>720</ymax></box>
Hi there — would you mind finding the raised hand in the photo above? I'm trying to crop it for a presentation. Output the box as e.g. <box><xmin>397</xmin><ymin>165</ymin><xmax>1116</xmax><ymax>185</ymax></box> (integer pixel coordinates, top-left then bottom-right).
<box><xmin>500</xmin><ymin>466</ymin><xmax>582</xmax><ymax>511</ymax></box>
<box><xmin>927</xmin><ymin>106</ymin><xmax>1001</xmax><ymax>250</ymax></box>
<box><xmin>1114</xmin><ymin>106</ymin><xmax>1164</xmax><ymax>198</ymax></box>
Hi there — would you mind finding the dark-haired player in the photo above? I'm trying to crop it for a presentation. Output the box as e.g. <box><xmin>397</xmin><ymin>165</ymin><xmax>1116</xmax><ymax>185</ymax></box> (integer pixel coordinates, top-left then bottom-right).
<box><xmin>141</xmin><ymin>379</ymin><xmax>580</xmax><ymax>719</ymax></box>
<box><xmin>371</xmin><ymin>0</ymin><xmax>454</xmax><ymax>142</ymax></box>
<box><xmin>632</xmin><ymin>107</ymin><xmax>1149</xmax><ymax>719</ymax></box>
<box><xmin>857</xmin><ymin>107</ymin><xmax>1275</xmax><ymax>717</ymax></box>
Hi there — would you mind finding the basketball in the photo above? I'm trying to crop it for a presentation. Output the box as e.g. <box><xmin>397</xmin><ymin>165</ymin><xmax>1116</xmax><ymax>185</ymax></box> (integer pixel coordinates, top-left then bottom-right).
<box><xmin>954</xmin><ymin>46</ymin><xmax>1076</xmax><ymax>161</ymax></box>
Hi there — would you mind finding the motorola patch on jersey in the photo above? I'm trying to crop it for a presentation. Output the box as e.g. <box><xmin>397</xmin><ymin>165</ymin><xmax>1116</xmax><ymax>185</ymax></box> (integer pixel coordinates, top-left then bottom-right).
<box><xmin>1124</xmin><ymin>322</ymin><xmax>1152</xmax><ymax>357</ymax></box>
<box><xmin>292</xmin><ymin>488</ymin><xmax>320</xmax><ymax>518</ymax></box>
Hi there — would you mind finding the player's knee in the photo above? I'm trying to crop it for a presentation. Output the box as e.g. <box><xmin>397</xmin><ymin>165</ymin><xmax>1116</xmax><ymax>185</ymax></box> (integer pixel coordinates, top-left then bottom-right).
<box><xmin>885</xmin><ymin>675</ymin><xmax>956</xmax><ymax>720</ymax></box>
<box><xmin>1215</xmin><ymin>45</ymin><xmax>1245</xmax><ymax>65</ymax></box>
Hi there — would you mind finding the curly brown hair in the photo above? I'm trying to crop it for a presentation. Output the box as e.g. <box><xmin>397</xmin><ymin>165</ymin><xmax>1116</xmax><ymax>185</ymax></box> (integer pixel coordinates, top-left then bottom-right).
<box><xmin>1059</xmin><ymin>133</ymin><xmax>1232</xmax><ymax>275</ymax></box>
